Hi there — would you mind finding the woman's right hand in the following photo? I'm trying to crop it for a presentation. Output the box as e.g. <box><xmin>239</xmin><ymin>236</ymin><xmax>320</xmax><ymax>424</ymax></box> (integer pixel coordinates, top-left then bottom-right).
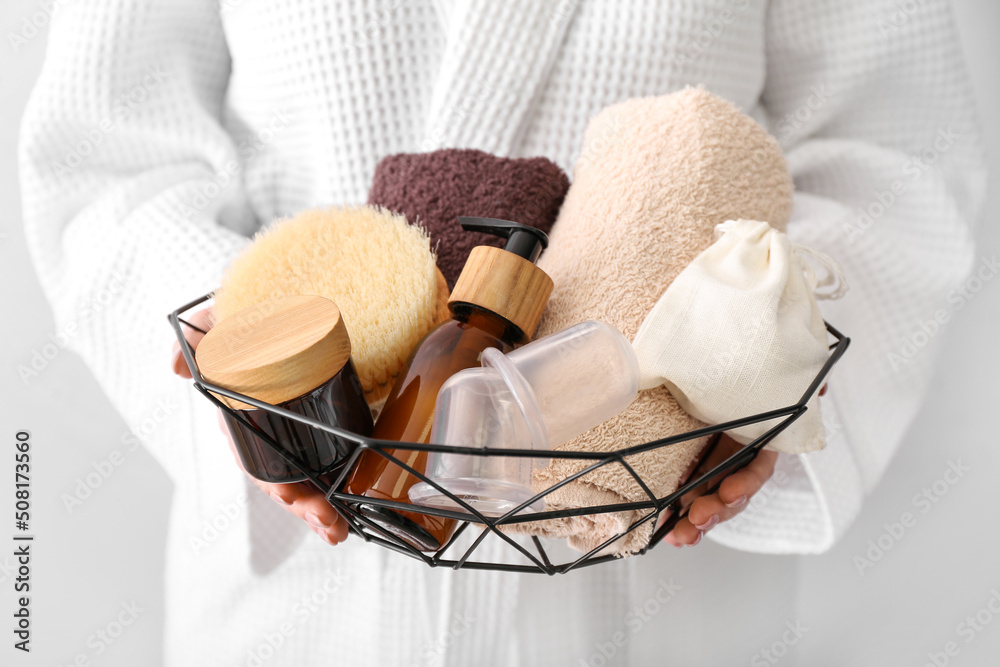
<box><xmin>171</xmin><ymin>308</ymin><xmax>349</xmax><ymax>546</ymax></box>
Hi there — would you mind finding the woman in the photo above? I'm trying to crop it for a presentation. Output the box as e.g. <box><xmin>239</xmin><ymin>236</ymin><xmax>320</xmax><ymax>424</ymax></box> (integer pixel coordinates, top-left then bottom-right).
<box><xmin>20</xmin><ymin>1</ymin><xmax>985</xmax><ymax>664</ymax></box>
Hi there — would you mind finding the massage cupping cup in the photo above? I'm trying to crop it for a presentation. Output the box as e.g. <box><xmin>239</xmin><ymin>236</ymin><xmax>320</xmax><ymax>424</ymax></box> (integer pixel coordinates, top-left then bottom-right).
<box><xmin>507</xmin><ymin>88</ymin><xmax>795</xmax><ymax>556</ymax></box>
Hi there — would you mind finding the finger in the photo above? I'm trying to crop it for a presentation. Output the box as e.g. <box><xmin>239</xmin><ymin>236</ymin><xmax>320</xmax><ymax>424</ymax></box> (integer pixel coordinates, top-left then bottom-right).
<box><xmin>191</xmin><ymin>302</ymin><xmax>347</xmax><ymax>546</ymax></box>
<box><xmin>670</xmin><ymin>491</ymin><xmax>742</xmax><ymax>546</ymax></box>
<box><xmin>662</xmin><ymin>434</ymin><xmax>734</xmax><ymax>546</ymax></box>
<box><xmin>716</xmin><ymin>449</ymin><xmax>778</xmax><ymax>508</ymax></box>
<box><xmin>683</xmin><ymin>469</ymin><xmax>758</xmax><ymax>534</ymax></box>
<box><xmin>294</xmin><ymin>490</ymin><xmax>350</xmax><ymax>544</ymax></box>
<box><xmin>251</xmin><ymin>478</ymin><xmax>310</xmax><ymax>506</ymax></box>
<box><xmin>667</xmin><ymin>518</ymin><xmax>703</xmax><ymax>547</ymax></box>
<box><xmin>685</xmin><ymin>492</ymin><xmax>730</xmax><ymax>533</ymax></box>
<box><xmin>251</xmin><ymin>476</ymin><xmax>350</xmax><ymax>545</ymax></box>
<box><xmin>171</xmin><ymin>308</ymin><xmax>214</xmax><ymax>378</ymax></box>
<box><xmin>667</xmin><ymin>449</ymin><xmax>779</xmax><ymax>546</ymax></box>
<box><xmin>678</xmin><ymin>433</ymin><xmax>741</xmax><ymax>508</ymax></box>
<box><xmin>663</xmin><ymin>532</ymin><xmax>682</xmax><ymax>548</ymax></box>
<box><xmin>212</xmin><ymin>404</ymin><xmax>348</xmax><ymax>545</ymax></box>
<box><xmin>171</xmin><ymin>343</ymin><xmax>192</xmax><ymax>378</ymax></box>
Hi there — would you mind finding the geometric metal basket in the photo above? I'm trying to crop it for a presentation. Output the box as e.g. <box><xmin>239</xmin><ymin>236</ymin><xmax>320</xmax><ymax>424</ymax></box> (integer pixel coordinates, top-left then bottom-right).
<box><xmin>169</xmin><ymin>292</ymin><xmax>850</xmax><ymax>575</ymax></box>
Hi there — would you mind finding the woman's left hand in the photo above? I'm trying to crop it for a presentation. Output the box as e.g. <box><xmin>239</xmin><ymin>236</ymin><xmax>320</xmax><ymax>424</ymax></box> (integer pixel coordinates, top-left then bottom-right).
<box><xmin>171</xmin><ymin>307</ymin><xmax>350</xmax><ymax>546</ymax></box>
<box><xmin>664</xmin><ymin>434</ymin><xmax>779</xmax><ymax>547</ymax></box>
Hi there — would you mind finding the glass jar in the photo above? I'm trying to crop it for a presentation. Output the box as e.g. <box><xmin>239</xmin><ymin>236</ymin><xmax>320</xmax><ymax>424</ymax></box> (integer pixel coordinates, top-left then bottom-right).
<box><xmin>197</xmin><ymin>295</ymin><xmax>374</xmax><ymax>484</ymax></box>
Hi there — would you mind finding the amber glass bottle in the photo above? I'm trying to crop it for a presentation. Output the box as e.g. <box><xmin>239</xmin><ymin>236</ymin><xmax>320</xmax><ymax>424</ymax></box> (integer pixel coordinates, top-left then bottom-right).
<box><xmin>343</xmin><ymin>305</ymin><xmax>523</xmax><ymax>550</ymax></box>
<box><xmin>343</xmin><ymin>218</ymin><xmax>554</xmax><ymax>551</ymax></box>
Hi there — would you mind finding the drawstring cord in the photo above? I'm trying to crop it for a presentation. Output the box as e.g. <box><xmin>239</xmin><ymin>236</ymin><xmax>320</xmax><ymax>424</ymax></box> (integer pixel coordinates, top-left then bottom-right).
<box><xmin>792</xmin><ymin>243</ymin><xmax>849</xmax><ymax>300</ymax></box>
<box><xmin>714</xmin><ymin>219</ymin><xmax>849</xmax><ymax>301</ymax></box>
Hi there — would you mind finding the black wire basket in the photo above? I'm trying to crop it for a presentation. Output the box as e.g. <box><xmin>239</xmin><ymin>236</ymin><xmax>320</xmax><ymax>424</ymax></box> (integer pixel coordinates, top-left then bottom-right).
<box><xmin>169</xmin><ymin>292</ymin><xmax>849</xmax><ymax>575</ymax></box>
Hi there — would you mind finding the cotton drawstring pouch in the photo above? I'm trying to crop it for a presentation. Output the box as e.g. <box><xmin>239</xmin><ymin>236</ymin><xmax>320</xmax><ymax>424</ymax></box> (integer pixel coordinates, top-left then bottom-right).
<box><xmin>632</xmin><ymin>219</ymin><xmax>847</xmax><ymax>455</ymax></box>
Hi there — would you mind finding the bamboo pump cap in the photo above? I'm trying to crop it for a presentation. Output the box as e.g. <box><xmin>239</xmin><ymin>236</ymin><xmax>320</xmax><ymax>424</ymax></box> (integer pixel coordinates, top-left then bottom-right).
<box><xmin>448</xmin><ymin>217</ymin><xmax>554</xmax><ymax>338</ymax></box>
<box><xmin>196</xmin><ymin>295</ymin><xmax>353</xmax><ymax>410</ymax></box>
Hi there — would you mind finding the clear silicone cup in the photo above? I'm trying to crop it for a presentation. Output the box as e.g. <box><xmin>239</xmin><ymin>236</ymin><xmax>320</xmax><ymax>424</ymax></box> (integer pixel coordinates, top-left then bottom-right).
<box><xmin>503</xmin><ymin>320</ymin><xmax>640</xmax><ymax>446</ymax></box>
<box><xmin>408</xmin><ymin>321</ymin><xmax>640</xmax><ymax>517</ymax></box>
<box><xmin>408</xmin><ymin>366</ymin><xmax>546</xmax><ymax>515</ymax></box>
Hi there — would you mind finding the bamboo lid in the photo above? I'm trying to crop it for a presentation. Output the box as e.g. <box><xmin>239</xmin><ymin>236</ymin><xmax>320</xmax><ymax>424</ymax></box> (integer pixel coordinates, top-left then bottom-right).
<box><xmin>448</xmin><ymin>246</ymin><xmax>554</xmax><ymax>338</ymax></box>
<box><xmin>196</xmin><ymin>295</ymin><xmax>352</xmax><ymax>410</ymax></box>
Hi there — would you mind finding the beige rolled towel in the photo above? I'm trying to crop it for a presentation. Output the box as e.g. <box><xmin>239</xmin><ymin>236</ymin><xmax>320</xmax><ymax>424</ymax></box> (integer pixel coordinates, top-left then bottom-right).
<box><xmin>507</xmin><ymin>88</ymin><xmax>794</xmax><ymax>556</ymax></box>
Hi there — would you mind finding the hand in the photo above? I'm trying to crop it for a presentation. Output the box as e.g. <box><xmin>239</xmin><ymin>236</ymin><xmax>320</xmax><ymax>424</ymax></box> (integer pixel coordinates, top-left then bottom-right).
<box><xmin>172</xmin><ymin>308</ymin><xmax>349</xmax><ymax>546</ymax></box>
<box><xmin>170</xmin><ymin>308</ymin><xmax>214</xmax><ymax>378</ymax></box>
<box><xmin>664</xmin><ymin>433</ymin><xmax>779</xmax><ymax>548</ymax></box>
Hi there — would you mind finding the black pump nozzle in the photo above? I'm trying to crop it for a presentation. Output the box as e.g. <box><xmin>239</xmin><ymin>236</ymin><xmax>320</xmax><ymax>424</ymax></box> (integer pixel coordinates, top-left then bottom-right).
<box><xmin>458</xmin><ymin>217</ymin><xmax>549</xmax><ymax>264</ymax></box>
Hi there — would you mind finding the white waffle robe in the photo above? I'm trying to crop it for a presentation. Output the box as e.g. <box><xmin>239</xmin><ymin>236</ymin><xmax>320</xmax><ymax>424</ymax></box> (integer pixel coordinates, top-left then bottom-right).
<box><xmin>19</xmin><ymin>1</ymin><xmax>986</xmax><ymax>665</ymax></box>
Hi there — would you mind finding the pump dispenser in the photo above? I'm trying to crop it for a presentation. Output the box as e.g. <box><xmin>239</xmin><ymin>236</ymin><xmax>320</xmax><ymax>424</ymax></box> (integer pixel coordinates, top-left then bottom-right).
<box><xmin>343</xmin><ymin>218</ymin><xmax>553</xmax><ymax>551</ymax></box>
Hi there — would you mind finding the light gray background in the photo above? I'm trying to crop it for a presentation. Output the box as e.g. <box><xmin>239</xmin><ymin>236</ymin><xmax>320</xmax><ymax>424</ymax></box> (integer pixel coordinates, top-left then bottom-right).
<box><xmin>1</xmin><ymin>2</ymin><xmax>997</xmax><ymax>665</ymax></box>
<box><xmin>1</xmin><ymin>3</ymin><xmax>171</xmax><ymax>665</ymax></box>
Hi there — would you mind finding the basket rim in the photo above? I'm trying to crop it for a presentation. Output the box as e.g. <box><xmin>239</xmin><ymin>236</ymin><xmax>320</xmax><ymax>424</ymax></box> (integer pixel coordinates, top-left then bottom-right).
<box><xmin>168</xmin><ymin>291</ymin><xmax>850</xmax><ymax>574</ymax></box>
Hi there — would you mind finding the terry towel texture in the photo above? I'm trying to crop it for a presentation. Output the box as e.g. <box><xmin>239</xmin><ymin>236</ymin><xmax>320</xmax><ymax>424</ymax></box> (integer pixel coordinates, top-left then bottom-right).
<box><xmin>510</xmin><ymin>88</ymin><xmax>795</xmax><ymax>556</ymax></box>
<box><xmin>367</xmin><ymin>148</ymin><xmax>570</xmax><ymax>288</ymax></box>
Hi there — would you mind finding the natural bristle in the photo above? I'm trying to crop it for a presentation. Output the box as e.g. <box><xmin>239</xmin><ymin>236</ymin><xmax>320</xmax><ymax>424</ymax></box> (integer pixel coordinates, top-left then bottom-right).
<box><xmin>214</xmin><ymin>205</ymin><xmax>445</xmax><ymax>398</ymax></box>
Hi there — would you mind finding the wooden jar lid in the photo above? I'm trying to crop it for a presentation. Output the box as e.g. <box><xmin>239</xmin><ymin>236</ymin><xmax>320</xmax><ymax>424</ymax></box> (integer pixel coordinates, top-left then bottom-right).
<box><xmin>448</xmin><ymin>246</ymin><xmax>553</xmax><ymax>338</ymax></box>
<box><xmin>196</xmin><ymin>295</ymin><xmax>352</xmax><ymax>410</ymax></box>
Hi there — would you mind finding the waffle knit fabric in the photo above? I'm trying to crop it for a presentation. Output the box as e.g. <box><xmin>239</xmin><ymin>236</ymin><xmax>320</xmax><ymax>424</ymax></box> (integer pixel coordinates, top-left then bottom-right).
<box><xmin>367</xmin><ymin>148</ymin><xmax>569</xmax><ymax>288</ymax></box>
<box><xmin>19</xmin><ymin>1</ymin><xmax>985</xmax><ymax>665</ymax></box>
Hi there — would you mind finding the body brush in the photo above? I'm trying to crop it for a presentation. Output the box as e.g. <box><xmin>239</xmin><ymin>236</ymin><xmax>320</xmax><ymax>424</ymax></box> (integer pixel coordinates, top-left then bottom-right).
<box><xmin>213</xmin><ymin>205</ymin><xmax>451</xmax><ymax>409</ymax></box>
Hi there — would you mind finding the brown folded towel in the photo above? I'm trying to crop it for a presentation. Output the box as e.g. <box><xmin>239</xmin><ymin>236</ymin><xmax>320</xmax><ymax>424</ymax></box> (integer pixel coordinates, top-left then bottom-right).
<box><xmin>367</xmin><ymin>148</ymin><xmax>569</xmax><ymax>288</ymax></box>
<box><xmin>507</xmin><ymin>88</ymin><xmax>794</xmax><ymax>556</ymax></box>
